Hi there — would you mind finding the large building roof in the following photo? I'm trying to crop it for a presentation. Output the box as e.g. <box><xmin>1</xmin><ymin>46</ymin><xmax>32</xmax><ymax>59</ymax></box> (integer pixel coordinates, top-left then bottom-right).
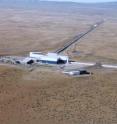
<box><xmin>29</xmin><ymin>52</ymin><xmax>69</xmax><ymax>62</ymax></box>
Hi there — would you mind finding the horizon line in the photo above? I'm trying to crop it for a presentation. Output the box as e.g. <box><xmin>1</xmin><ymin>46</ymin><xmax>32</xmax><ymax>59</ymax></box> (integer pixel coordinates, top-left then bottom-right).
<box><xmin>41</xmin><ymin>0</ymin><xmax>117</xmax><ymax>4</ymax></box>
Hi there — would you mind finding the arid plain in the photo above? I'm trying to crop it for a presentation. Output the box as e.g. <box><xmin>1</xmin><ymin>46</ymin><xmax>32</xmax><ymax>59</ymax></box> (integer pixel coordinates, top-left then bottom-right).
<box><xmin>0</xmin><ymin>1</ymin><xmax>117</xmax><ymax>124</ymax></box>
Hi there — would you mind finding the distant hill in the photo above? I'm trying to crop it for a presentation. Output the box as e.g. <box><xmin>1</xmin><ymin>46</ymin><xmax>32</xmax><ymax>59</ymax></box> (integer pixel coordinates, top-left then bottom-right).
<box><xmin>89</xmin><ymin>2</ymin><xmax>117</xmax><ymax>8</ymax></box>
<box><xmin>0</xmin><ymin>0</ymin><xmax>117</xmax><ymax>12</ymax></box>
<box><xmin>0</xmin><ymin>0</ymin><xmax>117</xmax><ymax>8</ymax></box>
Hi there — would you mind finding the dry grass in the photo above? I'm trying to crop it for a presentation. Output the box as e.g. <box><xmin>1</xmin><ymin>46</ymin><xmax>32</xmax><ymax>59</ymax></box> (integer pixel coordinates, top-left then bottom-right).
<box><xmin>0</xmin><ymin>8</ymin><xmax>98</xmax><ymax>55</ymax></box>
<box><xmin>0</xmin><ymin>66</ymin><xmax>117</xmax><ymax>124</ymax></box>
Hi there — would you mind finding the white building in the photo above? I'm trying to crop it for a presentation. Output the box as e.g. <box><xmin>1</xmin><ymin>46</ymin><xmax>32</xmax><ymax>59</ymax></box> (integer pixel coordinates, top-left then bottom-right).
<box><xmin>29</xmin><ymin>52</ymin><xmax>69</xmax><ymax>64</ymax></box>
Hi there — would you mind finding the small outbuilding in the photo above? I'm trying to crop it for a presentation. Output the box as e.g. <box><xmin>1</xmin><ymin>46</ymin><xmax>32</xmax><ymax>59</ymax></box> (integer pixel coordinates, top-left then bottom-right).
<box><xmin>16</xmin><ymin>57</ymin><xmax>37</xmax><ymax>65</ymax></box>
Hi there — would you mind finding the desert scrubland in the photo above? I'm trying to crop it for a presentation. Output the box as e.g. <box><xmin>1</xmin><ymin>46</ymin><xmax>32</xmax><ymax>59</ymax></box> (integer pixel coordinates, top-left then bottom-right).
<box><xmin>0</xmin><ymin>1</ymin><xmax>117</xmax><ymax>124</ymax></box>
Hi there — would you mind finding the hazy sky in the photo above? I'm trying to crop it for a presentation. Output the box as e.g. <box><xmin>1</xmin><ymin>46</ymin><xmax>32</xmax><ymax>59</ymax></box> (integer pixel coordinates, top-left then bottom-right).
<box><xmin>46</xmin><ymin>0</ymin><xmax>117</xmax><ymax>3</ymax></box>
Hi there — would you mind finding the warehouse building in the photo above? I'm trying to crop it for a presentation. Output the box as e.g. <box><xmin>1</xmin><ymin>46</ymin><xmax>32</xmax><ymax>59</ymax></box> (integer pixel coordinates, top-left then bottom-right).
<box><xmin>29</xmin><ymin>52</ymin><xmax>69</xmax><ymax>64</ymax></box>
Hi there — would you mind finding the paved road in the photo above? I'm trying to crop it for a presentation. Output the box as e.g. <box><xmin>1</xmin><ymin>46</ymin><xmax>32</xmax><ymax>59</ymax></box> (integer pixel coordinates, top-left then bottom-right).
<box><xmin>61</xmin><ymin>62</ymin><xmax>117</xmax><ymax>72</ymax></box>
<box><xmin>55</xmin><ymin>20</ymin><xmax>104</xmax><ymax>54</ymax></box>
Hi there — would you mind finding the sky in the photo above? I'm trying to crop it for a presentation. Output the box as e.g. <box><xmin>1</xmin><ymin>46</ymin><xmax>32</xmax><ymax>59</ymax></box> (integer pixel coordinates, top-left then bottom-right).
<box><xmin>46</xmin><ymin>0</ymin><xmax>117</xmax><ymax>3</ymax></box>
